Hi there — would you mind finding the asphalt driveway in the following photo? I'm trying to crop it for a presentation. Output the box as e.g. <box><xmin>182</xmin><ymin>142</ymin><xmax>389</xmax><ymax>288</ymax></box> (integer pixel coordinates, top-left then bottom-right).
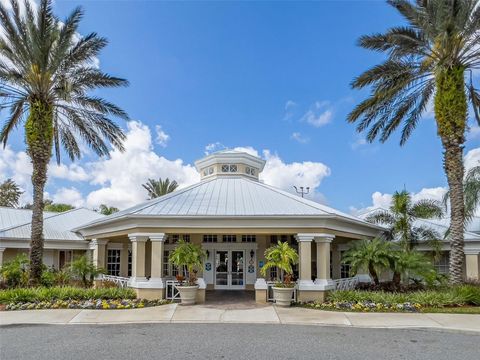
<box><xmin>1</xmin><ymin>323</ymin><xmax>479</xmax><ymax>360</ymax></box>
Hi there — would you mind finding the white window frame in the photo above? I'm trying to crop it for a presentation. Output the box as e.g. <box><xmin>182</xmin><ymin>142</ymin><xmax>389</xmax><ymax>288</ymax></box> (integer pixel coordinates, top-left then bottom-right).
<box><xmin>107</xmin><ymin>249</ymin><xmax>121</xmax><ymax>276</ymax></box>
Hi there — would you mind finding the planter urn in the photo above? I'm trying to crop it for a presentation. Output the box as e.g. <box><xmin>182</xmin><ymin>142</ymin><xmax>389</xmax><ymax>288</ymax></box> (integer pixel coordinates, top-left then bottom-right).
<box><xmin>273</xmin><ymin>287</ymin><xmax>294</xmax><ymax>307</ymax></box>
<box><xmin>177</xmin><ymin>285</ymin><xmax>199</xmax><ymax>305</ymax></box>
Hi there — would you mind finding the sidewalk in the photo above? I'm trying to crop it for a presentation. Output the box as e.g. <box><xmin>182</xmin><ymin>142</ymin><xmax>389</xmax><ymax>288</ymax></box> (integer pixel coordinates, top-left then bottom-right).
<box><xmin>1</xmin><ymin>303</ymin><xmax>479</xmax><ymax>333</ymax></box>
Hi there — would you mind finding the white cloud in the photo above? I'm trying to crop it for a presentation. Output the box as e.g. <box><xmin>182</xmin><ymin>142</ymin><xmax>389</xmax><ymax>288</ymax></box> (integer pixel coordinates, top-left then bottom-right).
<box><xmin>49</xmin><ymin>163</ymin><xmax>89</xmax><ymax>182</ymax></box>
<box><xmin>283</xmin><ymin>100</ymin><xmax>297</xmax><ymax>121</ymax></box>
<box><xmin>467</xmin><ymin>124</ymin><xmax>480</xmax><ymax>141</ymax></box>
<box><xmin>52</xmin><ymin>187</ymin><xmax>85</xmax><ymax>207</ymax></box>
<box><xmin>85</xmin><ymin>121</ymin><xmax>199</xmax><ymax>209</ymax></box>
<box><xmin>259</xmin><ymin>150</ymin><xmax>330</xmax><ymax>203</ymax></box>
<box><xmin>300</xmin><ymin>101</ymin><xmax>333</xmax><ymax>128</ymax></box>
<box><xmin>155</xmin><ymin>125</ymin><xmax>170</xmax><ymax>148</ymax></box>
<box><xmin>291</xmin><ymin>132</ymin><xmax>309</xmax><ymax>144</ymax></box>
<box><xmin>204</xmin><ymin>142</ymin><xmax>226</xmax><ymax>155</ymax></box>
<box><xmin>351</xmin><ymin>137</ymin><xmax>367</xmax><ymax>150</ymax></box>
<box><xmin>350</xmin><ymin>147</ymin><xmax>480</xmax><ymax>215</ymax></box>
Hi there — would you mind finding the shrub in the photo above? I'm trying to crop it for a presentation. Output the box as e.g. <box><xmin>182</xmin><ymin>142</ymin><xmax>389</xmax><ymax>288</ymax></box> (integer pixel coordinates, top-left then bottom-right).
<box><xmin>40</xmin><ymin>268</ymin><xmax>56</xmax><ymax>287</ymax></box>
<box><xmin>0</xmin><ymin>286</ymin><xmax>136</xmax><ymax>304</ymax></box>
<box><xmin>69</xmin><ymin>255</ymin><xmax>105</xmax><ymax>287</ymax></box>
<box><xmin>326</xmin><ymin>285</ymin><xmax>480</xmax><ymax>308</ymax></box>
<box><xmin>0</xmin><ymin>254</ymin><xmax>29</xmax><ymax>288</ymax></box>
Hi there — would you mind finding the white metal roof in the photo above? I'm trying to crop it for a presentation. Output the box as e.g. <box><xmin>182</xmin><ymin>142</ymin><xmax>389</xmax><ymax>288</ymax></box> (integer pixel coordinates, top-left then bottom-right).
<box><xmin>78</xmin><ymin>176</ymin><xmax>379</xmax><ymax>229</ymax></box>
<box><xmin>0</xmin><ymin>207</ymin><xmax>104</xmax><ymax>241</ymax></box>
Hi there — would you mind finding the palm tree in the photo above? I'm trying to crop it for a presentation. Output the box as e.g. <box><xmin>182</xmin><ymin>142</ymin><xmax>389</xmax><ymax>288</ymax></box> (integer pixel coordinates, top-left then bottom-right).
<box><xmin>43</xmin><ymin>200</ymin><xmax>75</xmax><ymax>213</ymax></box>
<box><xmin>347</xmin><ymin>0</ymin><xmax>480</xmax><ymax>283</ymax></box>
<box><xmin>69</xmin><ymin>255</ymin><xmax>105</xmax><ymax>288</ymax></box>
<box><xmin>365</xmin><ymin>190</ymin><xmax>444</xmax><ymax>252</ymax></box>
<box><xmin>342</xmin><ymin>238</ymin><xmax>392</xmax><ymax>285</ymax></box>
<box><xmin>142</xmin><ymin>178</ymin><xmax>179</xmax><ymax>199</ymax></box>
<box><xmin>98</xmin><ymin>204</ymin><xmax>119</xmax><ymax>215</ymax></box>
<box><xmin>0</xmin><ymin>179</ymin><xmax>23</xmax><ymax>207</ymax></box>
<box><xmin>261</xmin><ymin>241</ymin><xmax>299</xmax><ymax>285</ymax></box>
<box><xmin>0</xmin><ymin>0</ymin><xmax>129</xmax><ymax>284</ymax></box>
<box><xmin>443</xmin><ymin>165</ymin><xmax>480</xmax><ymax>224</ymax></box>
<box><xmin>388</xmin><ymin>250</ymin><xmax>436</xmax><ymax>287</ymax></box>
<box><xmin>168</xmin><ymin>240</ymin><xmax>206</xmax><ymax>286</ymax></box>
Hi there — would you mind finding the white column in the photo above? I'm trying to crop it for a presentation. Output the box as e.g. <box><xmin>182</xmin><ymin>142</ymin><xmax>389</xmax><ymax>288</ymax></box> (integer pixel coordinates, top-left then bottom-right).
<box><xmin>149</xmin><ymin>233</ymin><xmax>167</xmax><ymax>287</ymax></box>
<box><xmin>314</xmin><ymin>234</ymin><xmax>335</xmax><ymax>289</ymax></box>
<box><xmin>128</xmin><ymin>234</ymin><xmax>148</xmax><ymax>283</ymax></box>
<box><xmin>120</xmin><ymin>242</ymin><xmax>129</xmax><ymax>277</ymax></box>
<box><xmin>295</xmin><ymin>234</ymin><xmax>315</xmax><ymax>288</ymax></box>
<box><xmin>89</xmin><ymin>239</ymin><xmax>108</xmax><ymax>269</ymax></box>
<box><xmin>0</xmin><ymin>247</ymin><xmax>5</xmax><ymax>266</ymax></box>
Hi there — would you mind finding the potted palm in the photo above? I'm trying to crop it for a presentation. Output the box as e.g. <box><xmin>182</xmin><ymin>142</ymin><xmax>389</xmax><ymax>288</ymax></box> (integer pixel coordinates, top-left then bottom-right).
<box><xmin>169</xmin><ymin>240</ymin><xmax>206</xmax><ymax>305</ymax></box>
<box><xmin>261</xmin><ymin>241</ymin><xmax>298</xmax><ymax>307</ymax></box>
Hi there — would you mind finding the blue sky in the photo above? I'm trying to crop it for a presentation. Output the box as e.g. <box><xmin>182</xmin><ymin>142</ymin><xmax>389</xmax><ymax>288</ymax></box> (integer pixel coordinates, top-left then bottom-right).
<box><xmin>1</xmin><ymin>0</ymin><xmax>479</xmax><ymax>213</ymax></box>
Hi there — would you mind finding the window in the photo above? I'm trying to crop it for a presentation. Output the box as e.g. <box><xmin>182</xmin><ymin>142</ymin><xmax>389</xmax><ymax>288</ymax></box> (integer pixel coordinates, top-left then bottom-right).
<box><xmin>222</xmin><ymin>235</ymin><xmax>237</xmax><ymax>243</ymax></box>
<box><xmin>246</xmin><ymin>167</ymin><xmax>256</xmax><ymax>176</ymax></box>
<box><xmin>203</xmin><ymin>234</ymin><xmax>218</xmax><ymax>243</ymax></box>
<box><xmin>163</xmin><ymin>250</ymin><xmax>179</xmax><ymax>277</ymax></box>
<box><xmin>203</xmin><ymin>169</ymin><xmax>208</xmax><ymax>176</ymax></box>
<box><xmin>221</xmin><ymin>164</ymin><xmax>238</xmax><ymax>173</ymax></box>
<box><xmin>107</xmin><ymin>249</ymin><xmax>121</xmax><ymax>276</ymax></box>
<box><xmin>269</xmin><ymin>267</ymin><xmax>278</xmax><ymax>281</ymax></box>
<box><xmin>167</xmin><ymin>234</ymin><xmax>190</xmax><ymax>244</ymax></box>
<box><xmin>58</xmin><ymin>250</ymin><xmax>73</xmax><ymax>270</ymax></box>
<box><xmin>203</xmin><ymin>167</ymin><xmax>214</xmax><ymax>176</ymax></box>
<box><xmin>208</xmin><ymin>167</ymin><xmax>214</xmax><ymax>175</ymax></box>
<box><xmin>434</xmin><ymin>253</ymin><xmax>449</xmax><ymax>274</ymax></box>
<box><xmin>127</xmin><ymin>250</ymin><xmax>132</xmax><ymax>277</ymax></box>
<box><xmin>340</xmin><ymin>251</ymin><xmax>351</xmax><ymax>278</ymax></box>
<box><xmin>242</xmin><ymin>234</ymin><xmax>256</xmax><ymax>243</ymax></box>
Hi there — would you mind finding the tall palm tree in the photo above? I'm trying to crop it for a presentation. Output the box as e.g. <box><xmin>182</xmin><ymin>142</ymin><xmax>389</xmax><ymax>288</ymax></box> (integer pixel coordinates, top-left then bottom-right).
<box><xmin>444</xmin><ymin>165</ymin><xmax>480</xmax><ymax>224</ymax></box>
<box><xmin>142</xmin><ymin>178</ymin><xmax>179</xmax><ymax>199</ymax></box>
<box><xmin>0</xmin><ymin>178</ymin><xmax>23</xmax><ymax>207</ymax></box>
<box><xmin>365</xmin><ymin>190</ymin><xmax>444</xmax><ymax>252</ymax></box>
<box><xmin>347</xmin><ymin>0</ymin><xmax>480</xmax><ymax>283</ymax></box>
<box><xmin>0</xmin><ymin>0</ymin><xmax>129</xmax><ymax>284</ymax></box>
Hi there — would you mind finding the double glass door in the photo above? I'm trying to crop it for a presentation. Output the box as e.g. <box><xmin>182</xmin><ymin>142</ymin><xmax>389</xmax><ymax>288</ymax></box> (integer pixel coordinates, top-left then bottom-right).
<box><xmin>215</xmin><ymin>250</ymin><xmax>245</xmax><ymax>289</ymax></box>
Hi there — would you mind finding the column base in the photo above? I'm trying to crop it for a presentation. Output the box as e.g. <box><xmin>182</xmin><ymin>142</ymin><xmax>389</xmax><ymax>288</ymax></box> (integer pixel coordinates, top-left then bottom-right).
<box><xmin>297</xmin><ymin>290</ymin><xmax>328</xmax><ymax>303</ymax></box>
<box><xmin>314</xmin><ymin>278</ymin><xmax>335</xmax><ymax>290</ymax></box>
<box><xmin>134</xmin><ymin>288</ymin><xmax>165</xmax><ymax>300</ymax></box>
<box><xmin>254</xmin><ymin>278</ymin><xmax>268</xmax><ymax>303</ymax></box>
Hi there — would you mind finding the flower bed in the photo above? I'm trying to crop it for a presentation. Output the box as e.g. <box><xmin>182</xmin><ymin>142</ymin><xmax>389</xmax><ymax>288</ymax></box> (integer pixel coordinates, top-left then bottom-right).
<box><xmin>299</xmin><ymin>301</ymin><xmax>423</xmax><ymax>312</ymax></box>
<box><xmin>4</xmin><ymin>298</ymin><xmax>170</xmax><ymax>311</ymax></box>
<box><xmin>0</xmin><ymin>286</ymin><xmax>137</xmax><ymax>304</ymax></box>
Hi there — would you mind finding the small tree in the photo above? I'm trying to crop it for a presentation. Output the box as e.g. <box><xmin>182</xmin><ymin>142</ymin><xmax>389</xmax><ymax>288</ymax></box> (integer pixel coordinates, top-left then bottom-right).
<box><xmin>261</xmin><ymin>241</ymin><xmax>298</xmax><ymax>287</ymax></box>
<box><xmin>142</xmin><ymin>178</ymin><xmax>179</xmax><ymax>199</ymax></box>
<box><xmin>98</xmin><ymin>204</ymin><xmax>119</xmax><ymax>215</ymax></box>
<box><xmin>0</xmin><ymin>254</ymin><xmax>29</xmax><ymax>288</ymax></box>
<box><xmin>388</xmin><ymin>250</ymin><xmax>436</xmax><ymax>288</ymax></box>
<box><xmin>342</xmin><ymin>238</ymin><xmax>391</xmax><ymax>285</ymax></box>
<box><xmin>169</xmin><ymin>240</ymin><xmax>206</xmax><ymax>286</ymax></box>
<box><xmin>69</xmin><ymin>255</ymin><xmax>105</xmax><ymax>287</ymax></box>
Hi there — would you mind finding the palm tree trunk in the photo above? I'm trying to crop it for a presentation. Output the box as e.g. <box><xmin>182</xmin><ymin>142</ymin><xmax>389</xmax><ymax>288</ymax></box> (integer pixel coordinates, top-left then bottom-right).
<box><xmin>26</xmin><ymin>101</ymin><xmax>53</xmax><ymax>285</ymax></box>
<box><xmin>392</xmin><ymin>271</ymin><xmax>401</xmax><ymax>288</ymax></box>
<box><xmin>368</xmin><ymin>263</ymin><xmax>379</xmax><ymax>285</ymax></box>
<box><xmin>434</xmin><ymin>67</ymin><xmax>467</xmax><ymax>285</ymax></box>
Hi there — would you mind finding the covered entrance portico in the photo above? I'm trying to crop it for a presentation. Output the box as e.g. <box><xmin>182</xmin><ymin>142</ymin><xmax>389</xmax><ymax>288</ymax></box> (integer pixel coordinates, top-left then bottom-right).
<box><xmin>75</xmin><ymin>150</ymin><xmax>383</xmax><ymax>304</ymax></box>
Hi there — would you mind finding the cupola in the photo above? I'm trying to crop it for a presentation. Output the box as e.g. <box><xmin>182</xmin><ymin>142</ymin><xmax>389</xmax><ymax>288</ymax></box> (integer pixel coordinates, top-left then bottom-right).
<box><xmin>194</xmin><ymin>150</ymin><xmax>266</xmax><ymax>181</ymax></box>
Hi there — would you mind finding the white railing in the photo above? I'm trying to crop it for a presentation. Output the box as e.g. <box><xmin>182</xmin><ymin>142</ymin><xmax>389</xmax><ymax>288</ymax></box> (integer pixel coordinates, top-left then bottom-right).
<box><xmin>98</xmin><ymin>274</ymin><xmax>130</xmax><ymax>288</ymax></box>
<box><xmin>266</xmin><ymin>281</ymin><xmax>297</xmax><ymax>303</ymax></box>
<box><xmin>165</xmin><ymin>279</ymin><xmax>181</xmax><ymax>301</ymax></box>
<box><xmin>333</xmin><ymin>276</ymin><xmax>359</xmax><ymax>290</ymax></box>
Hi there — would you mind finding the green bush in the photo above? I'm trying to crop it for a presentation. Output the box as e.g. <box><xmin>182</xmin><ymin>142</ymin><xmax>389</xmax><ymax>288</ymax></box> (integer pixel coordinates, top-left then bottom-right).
<box><xmin>0</xmin><ymin>286</ymin><xmax>137</xmax><ymax>304</ymax></box>
<box><xmin>326</xmin><ymin>285</ymin><xmax>480</xmax><ymax>307</ymax></box>
<box><xmin>0</xmin><ymin>254</ymin><xmax>29</xmax><ymax>288</ymax></box>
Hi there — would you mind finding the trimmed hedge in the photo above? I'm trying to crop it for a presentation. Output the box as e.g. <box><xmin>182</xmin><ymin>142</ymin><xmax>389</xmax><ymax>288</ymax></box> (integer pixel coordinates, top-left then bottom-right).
<box><xmin>326</xmin><ymin>285</ymin><xmax>480</xmax><ymax>307</ymax></box>
<box><xmin>0</xmin><ymin>286</ymin><xmax>136</xmax><ymax>304</ymax></box>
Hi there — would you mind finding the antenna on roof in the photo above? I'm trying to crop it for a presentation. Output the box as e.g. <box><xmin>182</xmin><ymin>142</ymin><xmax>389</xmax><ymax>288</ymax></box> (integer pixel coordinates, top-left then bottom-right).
<box><xmin>293</xmin><ymin>186</ymin><xmax>310</xmax><ymax>198</ymax></box>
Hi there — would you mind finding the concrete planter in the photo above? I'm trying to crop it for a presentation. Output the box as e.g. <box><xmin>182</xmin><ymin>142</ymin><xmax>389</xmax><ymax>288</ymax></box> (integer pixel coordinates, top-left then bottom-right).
<box><xmin>273</xmin><ymin>287</ymin><xmax>294</xmax><ymax>307</ymax></box>
<box><xmin>177</xmin><ymin>285</ymin><xmax>199</xmax><ymax>305</ymax></box>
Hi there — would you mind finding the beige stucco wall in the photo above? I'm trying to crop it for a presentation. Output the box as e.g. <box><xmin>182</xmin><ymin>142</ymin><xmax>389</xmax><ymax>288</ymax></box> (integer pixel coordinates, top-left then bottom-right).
<box><xmin>466</xmin><ymin>253</ymin><xmax>480</xmax><ymax>280</ymax></box>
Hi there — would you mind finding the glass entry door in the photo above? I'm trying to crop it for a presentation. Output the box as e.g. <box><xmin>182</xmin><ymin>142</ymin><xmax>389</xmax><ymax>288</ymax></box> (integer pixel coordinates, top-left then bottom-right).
<box><xmin>214</xmin><ymin>250</ymin><xmax>245</xmax><ymax>289</ymax></box>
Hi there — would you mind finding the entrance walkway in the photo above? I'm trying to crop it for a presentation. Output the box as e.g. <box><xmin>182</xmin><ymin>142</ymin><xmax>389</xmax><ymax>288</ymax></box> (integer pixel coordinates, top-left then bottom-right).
<box><xmin>205</xmin><ymin>290</ymin><xmax>261</xmax><ymax>309</ymax></box>
<box><xmin>2</xmin><ymin>305</ymin><xmax>480</xmax><ymax>332</ymax></box>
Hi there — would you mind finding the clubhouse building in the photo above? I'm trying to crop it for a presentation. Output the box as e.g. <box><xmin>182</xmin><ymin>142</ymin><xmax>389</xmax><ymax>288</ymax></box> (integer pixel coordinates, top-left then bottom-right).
<box><xmin>1</xmin><ymin>150</ymin><xmax>479</xmax><ymax>302</ymax></box>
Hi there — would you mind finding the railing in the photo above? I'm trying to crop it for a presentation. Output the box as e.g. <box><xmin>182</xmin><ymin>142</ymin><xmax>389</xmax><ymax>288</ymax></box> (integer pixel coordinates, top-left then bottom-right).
<box><xmin>165</xmin><ymin>279</ymin><xmax>181</xmax><ymax>301</ymax></box>
<box><xmin>266</xmin><ymin>281</ymin><xmax>297</xmax><ymax>303</ymax></box>
<box><xmin>98</xmin><ymin>274</ymin><xmax>130</xmax><ymax>288</ymax></box>
<box><xmin>333</xmin><ymin>276</ymin><xmax>359</xmax><ymax>290</ymax></box>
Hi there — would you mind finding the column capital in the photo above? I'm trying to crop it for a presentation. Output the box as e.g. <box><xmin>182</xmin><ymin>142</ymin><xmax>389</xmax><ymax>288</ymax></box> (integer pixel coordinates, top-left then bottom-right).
<box><xmin>149</xmin><ymin>233</ymin><xmax>167</xmax><ymax>242</ymax></box>
<box><xmin>465</xmin><ymin>249</ymin><xmax>480</xmax><ymax>255</ymax></box>
<box><xmin>89</xmin><ymin>239</ymin><xmax>108</xmax><ymax>249</ymax></box>
<box><xmin>128</xmin><ymin>233</ymin><xmax>149</xmax><ymax>242</ymax></box>
<box><xmin>314</xmin><ymin>233</ymin><xmax>335</xmax><ymax>243</ymax></box>
<box><xmin>0</xmin><ymin>247</ymin><xmax>6</xmax><ymax>252</ymax></box>
<box><xmin>295</xmin><ymin>233</ymin><xmax>316</xmax><ymax>242</ymax></box>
